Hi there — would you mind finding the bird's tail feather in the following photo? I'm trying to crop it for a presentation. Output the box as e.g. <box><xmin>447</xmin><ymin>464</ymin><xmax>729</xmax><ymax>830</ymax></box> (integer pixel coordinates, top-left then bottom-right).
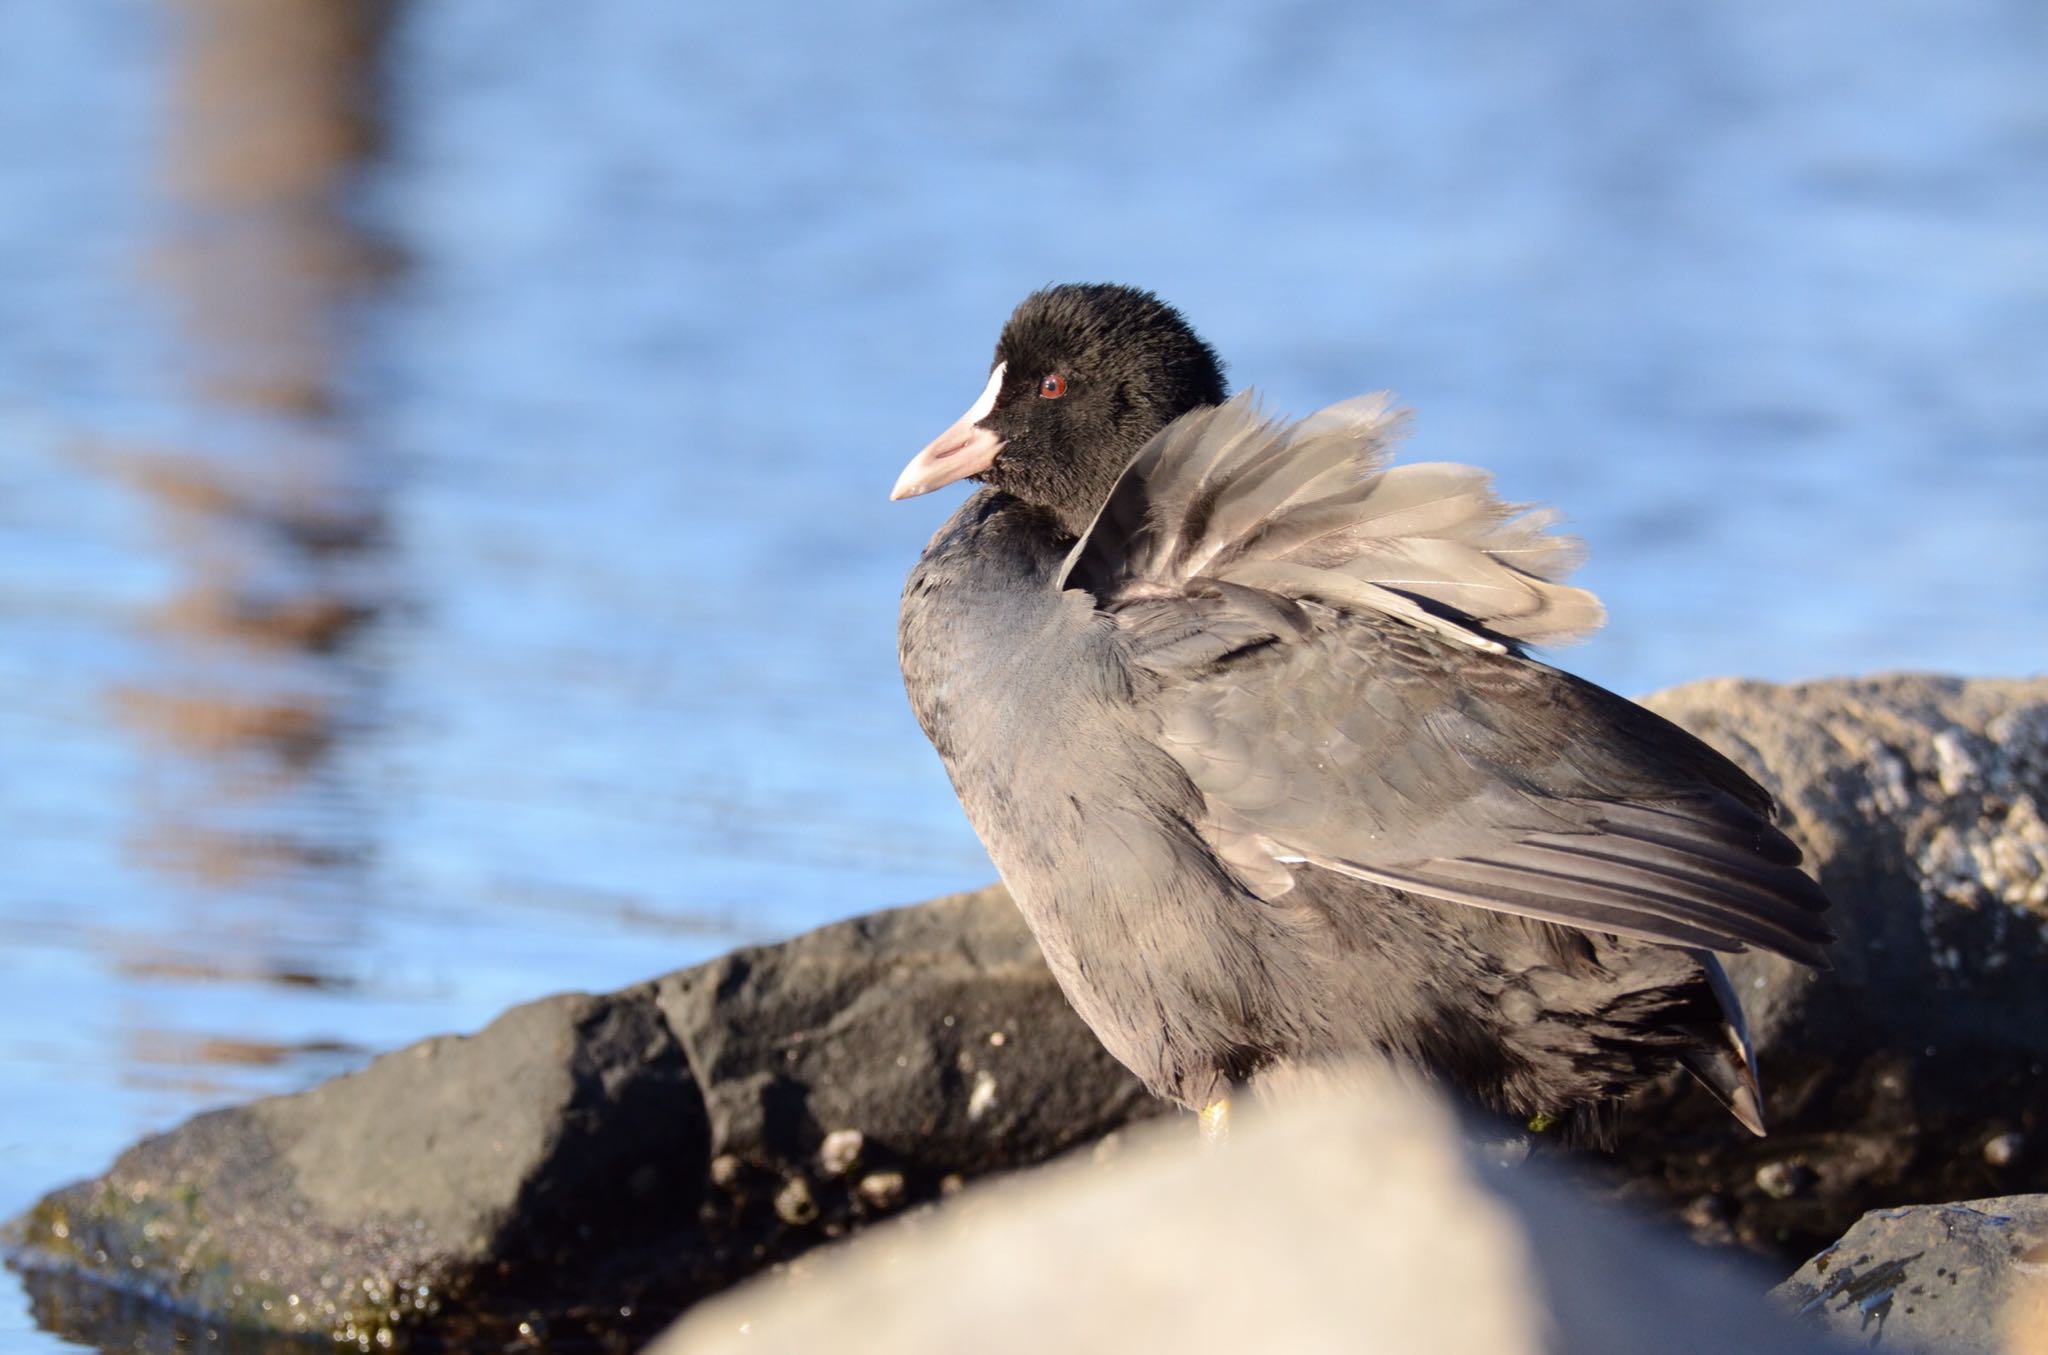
<box><xmin>1678</xmin><ymin>950</ymin><xmax>1767</xmax><ymax>1136</ymax></box>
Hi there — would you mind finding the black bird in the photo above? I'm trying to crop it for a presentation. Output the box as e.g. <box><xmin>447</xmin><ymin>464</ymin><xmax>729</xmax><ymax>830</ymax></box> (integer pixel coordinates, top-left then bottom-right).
<box><xmin>893</xmin><ymin>284</ymin><xmax>1832</xmax><ymax>1143</ymax></box>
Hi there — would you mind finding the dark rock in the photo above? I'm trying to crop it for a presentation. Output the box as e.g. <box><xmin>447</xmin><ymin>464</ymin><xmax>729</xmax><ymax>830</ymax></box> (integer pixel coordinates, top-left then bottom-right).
<box><xmin>11</xmin><ymin>989</ymin><xmax>705</xmax><ymax>1350</ymax></box>
<box><xmin>657</xmin><ymin>1069</ymin><xmax>1845</xmax><ymax>1355</ymax></box>
<box><xmin>651</xmin><ymin>885</ymin><xmax>1161</xmax><ymax>1192</ymax></box>
<box><xmin>1602</xmin><ymin>676</ymin><xmax>2048</xmax><ymax>1261</ymax></box>
<box><xmin>1775</xmin><ymin>1195</ymin><xmax>2048</xmax><ymax>1354</ymax></box>
<box><xmin>2</xmin><ymin>886</ymin><xmax>1155</xmax><ymax>1350</ymax></box>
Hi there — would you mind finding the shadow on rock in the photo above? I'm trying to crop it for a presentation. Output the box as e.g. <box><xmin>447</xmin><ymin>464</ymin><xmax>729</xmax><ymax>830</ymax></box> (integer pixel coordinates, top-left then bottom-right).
<box><xmin>1608</xmin><ymin>675</ymin><xmax>2048</xmax><ymax>1260</ymax></box>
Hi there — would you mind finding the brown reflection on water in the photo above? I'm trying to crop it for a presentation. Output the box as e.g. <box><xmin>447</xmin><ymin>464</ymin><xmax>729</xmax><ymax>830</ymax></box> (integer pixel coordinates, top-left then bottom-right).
<box><xmin>98</xmin><ymin>0</ymin><xmax>399</xmax><ymax>1036</ymax></box>
<box><xmin>154</xmin><ymin>0</ymin><xmax>398</xmax><ymax>415</ymax></box>
<box><xmin>114</xmin><ymin>954</ymin><xmax>356</xmax><ymax>991</ymax></box>
<box><xmin>126</xmin><ymin>1030</ymin><xmax>362</xmax><ymax>1072</ymax></box>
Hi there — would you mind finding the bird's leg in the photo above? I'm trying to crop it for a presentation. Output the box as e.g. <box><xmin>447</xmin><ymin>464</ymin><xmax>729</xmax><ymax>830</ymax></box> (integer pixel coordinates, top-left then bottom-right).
<box><xmin>1198</xmin><ymin>1096</ymin><xmax>1231</xmax><ymax>1146</ymax></box>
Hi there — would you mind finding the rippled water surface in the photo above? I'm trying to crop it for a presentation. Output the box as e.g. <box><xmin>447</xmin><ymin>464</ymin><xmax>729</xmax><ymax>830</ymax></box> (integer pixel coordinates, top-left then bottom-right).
<box><xmin>2</xmin><ymin>2</ymin><xmax>2044</xmax><ymax>1350</ymax></box>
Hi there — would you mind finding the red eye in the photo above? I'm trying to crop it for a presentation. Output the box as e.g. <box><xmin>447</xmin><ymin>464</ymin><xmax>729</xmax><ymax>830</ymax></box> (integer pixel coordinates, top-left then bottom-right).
<box><xmin>1039</xmin><ymin>373</ymin><xmax>1067</xmax><ymax>399</ymax></box>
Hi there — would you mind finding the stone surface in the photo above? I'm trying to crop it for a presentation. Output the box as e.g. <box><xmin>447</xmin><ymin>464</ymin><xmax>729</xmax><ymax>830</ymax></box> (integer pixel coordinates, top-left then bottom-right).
<box><xmin>1602</xmin><ymin>676</ymin><xmax>2048</xmax><ymax>1260</ymax></box>
<box><xmin>1775</xmin><ymin>1195</ymin><xmax>2048</xmax><ymax>1353</ymax></box>
<box><xmin>658</xmin><ymin>1070</ymin><xmax>1844</xmax><ymax>1355</ymax></box>
<box><xmin>2</xmin><ymin>885</ymin><xmax>1155</xmax><ymax>1351</ymax></box>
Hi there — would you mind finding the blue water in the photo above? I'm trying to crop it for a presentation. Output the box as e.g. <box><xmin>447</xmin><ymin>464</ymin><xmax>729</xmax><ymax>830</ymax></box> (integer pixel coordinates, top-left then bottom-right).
<box><xmin>2</xmin><ymin>2</ymin><xmax>2043</xmax><ymax>1350</ymax></box>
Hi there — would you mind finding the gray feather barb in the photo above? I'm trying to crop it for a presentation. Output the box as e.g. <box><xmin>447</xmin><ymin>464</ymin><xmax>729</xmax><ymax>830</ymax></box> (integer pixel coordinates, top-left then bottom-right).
<box><xmin>1059</xmin><ymin>391</ymin><xmax>1606</xmax><ymax>652</ymax></box>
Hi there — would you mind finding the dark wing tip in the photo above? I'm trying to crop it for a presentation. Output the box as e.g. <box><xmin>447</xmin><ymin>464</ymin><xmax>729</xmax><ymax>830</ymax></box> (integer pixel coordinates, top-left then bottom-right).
<box><xmin>1687</xmin><ymin>951</ymin><xmax>1770</xmax><ymax>1135</ymax></box>
<box><xmin>1728</xmin><ymin>1081</ymin><xmax>1769</xmax><ymax>1137</ymax></box>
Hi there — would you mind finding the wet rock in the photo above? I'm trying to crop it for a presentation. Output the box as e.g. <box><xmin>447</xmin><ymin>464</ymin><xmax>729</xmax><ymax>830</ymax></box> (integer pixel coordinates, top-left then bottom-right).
<box><xmin>11</xmin><ymin>989</ymin><xmax>701</xmax><ymax>1351</ymax></box>
<box><xmin>2</xmin><ymin>885</ymin><xmax>1155</xmax><ymax>1351</ymax></box>
<box><xmin>1608</xmin><ymin>676</ymin><xmax>2048</xmax><ymax>1259</ymax></box>
<box><xmin>657</xmin><ymin>1069</ymin><xmax>1842</xmax><ymax>1355</ymax></box>
<box><xmin>1775</xmin><ymin>1195</ymin><xmax>2048</xmax><ymax>1353</ymax></box>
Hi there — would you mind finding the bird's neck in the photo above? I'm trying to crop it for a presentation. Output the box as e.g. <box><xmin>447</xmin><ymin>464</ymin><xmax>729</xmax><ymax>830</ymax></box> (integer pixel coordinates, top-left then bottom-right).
<box><xmin>981</xmin><ymin>453</ymin><xmax>1130</xmax><ymax>542</ymax></box>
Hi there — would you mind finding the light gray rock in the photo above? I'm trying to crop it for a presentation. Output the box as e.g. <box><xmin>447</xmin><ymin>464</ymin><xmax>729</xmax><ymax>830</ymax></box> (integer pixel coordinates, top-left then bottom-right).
<box><xmin>1776</xmin><ymin>1195</ymin><xmax>2048</xmax><ymax>1353</ymax></box>
<box><xmin>657</xmin><ymin>1070</ymin><xmax>1845</xmax><ymax>1355</ymax></box>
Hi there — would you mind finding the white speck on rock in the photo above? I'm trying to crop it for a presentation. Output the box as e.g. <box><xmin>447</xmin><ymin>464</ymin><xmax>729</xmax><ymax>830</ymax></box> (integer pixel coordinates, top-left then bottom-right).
<box><xmin>967</xmin><ymin>1069</ymin><xmax>998</xmax><ymax>1121</ymax></box>
<box><xmin>818</xmin><ymin>1129</ymin><xmax>864</xmax><ymax>1178</ymax></box>
<box><xmin>1932</xmin><ymin>730</ymin><xmax>1983</xmax><ymax>796</ymax></box>
<box><xmin>1866</xmin><ymin>749</ymin><xmax>1913</xmax><ymax>815</ymax></box>
<box><xmin>856</xmin><ymin>1170</ymin><xmax>906</xmax><ymax>1210</ymax></box>
<box><xmin>774</xmin><ymin>1176</ymin><xmax>818</xmax><ymax>1227</ymax></box>
<box><xmin>1754</xmin><ymin>1161</ymin><xmax>1803</xmax><ymax>1199</ymax></box>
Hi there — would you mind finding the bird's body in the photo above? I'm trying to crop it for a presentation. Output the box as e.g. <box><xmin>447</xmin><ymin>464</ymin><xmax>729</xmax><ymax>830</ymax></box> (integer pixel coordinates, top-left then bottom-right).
<box><xmin>894</xmin><ymin>285</ymin><xmax>1831</xmax><ymax>1140</ymax></box>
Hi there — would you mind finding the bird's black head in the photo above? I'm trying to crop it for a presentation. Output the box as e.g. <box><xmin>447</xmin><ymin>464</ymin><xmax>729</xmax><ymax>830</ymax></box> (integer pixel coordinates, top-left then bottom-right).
<box><xmin>892</xmin><ymin>284</ymin><xmax>1227</xmax><ymax>536</ymax></box>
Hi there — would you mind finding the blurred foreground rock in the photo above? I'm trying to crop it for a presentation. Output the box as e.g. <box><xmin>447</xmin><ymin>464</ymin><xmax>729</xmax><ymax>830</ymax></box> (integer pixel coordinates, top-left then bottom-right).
<box><xmin>5</xmin><ymin>673</ymin><xmax>2048</xmax><ymax>1350</ymax></box>
<box><xmin>3</xmin><ymin>886</ymin><xmax>1155</xmax><ymax>1351</ymax></box>
<box><xmin>659</xmin><ymin>1070</ymin><xmax>1842</xmax><ymax>1355</ymax></box>
<box><xmin>1614</xmin><ymin>675</ymin><xmax>2048</xmax><ymax>1256</ymax></box>
<box><xmin>1775</xmin><ymin>1196</ymin><xmax>2048</xmax><ymax>1354</ymax></box>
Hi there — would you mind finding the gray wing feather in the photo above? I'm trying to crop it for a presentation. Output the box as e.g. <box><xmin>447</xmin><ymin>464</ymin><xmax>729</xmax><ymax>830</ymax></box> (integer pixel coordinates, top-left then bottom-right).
<box><xmin>1066</xmin><ymin>395</ymin><xmax>1832</xmax><ymax>965</ymax></box>
<box><xmin>1060</xmin><ymin>391</ymin><xmax>1605</xmax><ymax>649</ymax></box>
<box><xmin>1152</xmin><ymin>607</ymin><xmax>1834</xmax><ymax>963</ymax></box>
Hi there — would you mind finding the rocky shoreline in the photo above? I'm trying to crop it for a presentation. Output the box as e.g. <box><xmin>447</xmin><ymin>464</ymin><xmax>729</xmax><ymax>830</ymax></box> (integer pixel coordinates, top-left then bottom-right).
<box><xmin>6</xmin><ymin>884</ymin><xmax>1158</xmax><ymax>1351</ymax></box>
<box><xmin>8</xmin><ymin>673</ymin><xmax>2048</xmax><ymax>1353</ymax></box>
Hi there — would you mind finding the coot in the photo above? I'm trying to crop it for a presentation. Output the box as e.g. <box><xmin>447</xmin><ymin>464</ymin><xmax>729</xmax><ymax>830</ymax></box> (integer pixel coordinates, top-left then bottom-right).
<box><xmin>893</xmin><ymin>284</ymin><xmax>1831</xmax><ymax>1142</ymax></box>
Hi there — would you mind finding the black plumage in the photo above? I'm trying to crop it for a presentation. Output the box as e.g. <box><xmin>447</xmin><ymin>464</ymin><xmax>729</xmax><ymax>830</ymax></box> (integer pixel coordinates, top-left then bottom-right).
<box><xmin>893</xmin><ymin>283</ymin><xmax>1833</xmax><ymax>1141</ymax></box>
